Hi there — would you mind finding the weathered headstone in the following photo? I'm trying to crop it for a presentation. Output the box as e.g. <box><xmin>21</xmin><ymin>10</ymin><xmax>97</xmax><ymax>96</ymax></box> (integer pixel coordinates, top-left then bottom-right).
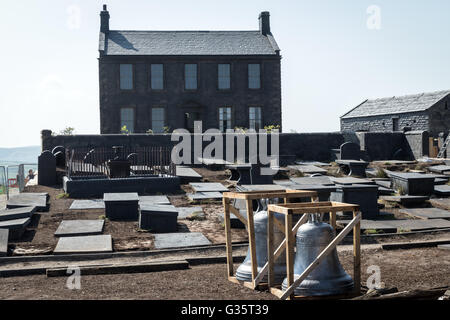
<box><xmin>52</xmin><ymin>146</ymin><xmax>66</xmax><ymax>168</ymax></box>
<box><xmin>54</xmin><ymin>220</ymin><xmax>105</xmax><ymax>237</ymax></box>
<box><xmin>104</xmin><ymin>193</ymin><xmax>139</xmax><ymax>220</ymax></box>
<box><xmin>380</xmin><ymin>195</ymin><xmax>429</xmax><ymax>206</ymax></box>
<box><xmin>54</xmin><ymin>235</ymin><xmax>112</xmax><ymax>254</ymax></box>
<box><xmin>330</xmin><ymin>177</ymin><xmax>375</xmax><ymax>185</ymax></box>
<box><xmin>38</xmin><ymin>150</ymin><xmax>57</xmax><ymax>186</ymax></box>
<box><xmin>428</xmin><ymin>165</ymin><xmax>450</xmax><ymax>174</ymax></box>
<box><xmin>288</xmin><ymin>165</ymin><xmax>327</xmax><ymax>175</ymax></box>
<box><xmin>340</xmin><ymin>142</ymin><xmax>361</xmax><ymax>160</ymax></box>
<box><xmin>139</xmin><ymin>204</ymin><xmax>178</xmax><ymax>232</ymax></box>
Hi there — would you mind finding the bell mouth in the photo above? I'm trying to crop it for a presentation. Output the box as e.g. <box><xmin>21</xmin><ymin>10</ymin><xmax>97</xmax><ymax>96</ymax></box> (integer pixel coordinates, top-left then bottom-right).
<box><xmin>235</xmin><ymin>264</ymin><xmax>286</xmax><ymax>284</ymax></box>
<box><xmin>281</xmin><ymin>275</ymin><xmax>354</xmax><ymax>296</ymax></box>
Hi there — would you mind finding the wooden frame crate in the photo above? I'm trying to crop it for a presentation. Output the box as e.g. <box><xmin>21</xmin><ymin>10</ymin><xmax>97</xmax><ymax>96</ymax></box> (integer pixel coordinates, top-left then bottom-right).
<box><xmin>222</xmin><ymin>190</ymin><xmax>319</xmax><ymax>290</ymax></box>
<box><xmin>267</xmin><ymin>201</ymin><xmax>361</xmax><ymax>300</ymax></box>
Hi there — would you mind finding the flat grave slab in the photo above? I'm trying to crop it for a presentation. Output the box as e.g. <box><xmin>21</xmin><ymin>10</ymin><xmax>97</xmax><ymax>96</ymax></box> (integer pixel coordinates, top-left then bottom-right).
<box><xmin>434</xmin><ymin>185</ymin><xmax>450</xmax><ymax>196</ymax></box>
<box><xmin>435</xmin><ymin>178</ymin><xmax>449</xmax><ymax>185</ymax></box>
<box><xmin>103</xmin><ymin>193</ymin><xmax>139</xmax><ymax>202</ymax></box>
<box><xmin>288</xmin><ymin>165</ymin><xmax>327</xmax><ymax>174</ymax></box>
<box><xmin>330</xmin><ymin>177</ymin><xmax>375</xmax><ymax>185</ymax></box>
<box><xmin>139</xmin><ymin>195</ymin><xmax>171</xmax><ymax>206</ymax></box>
<box><xmin>187</xmin><ymin>192</ymin><xmax>223</xmax><ymax>201</ymax></box>
<box><xmin>290</xmin><ymin>176</ymin><xmax>333</xmax><ymax>186</ymax></box>
<box><xmin>189</xmin><ymin>183</ymin><xmax>228</xmax><ymax>193</ymax></box>
<box><xmin>218</xmin><ymin>210</ymin><xmax>247</xmax><ymax>229</ymax></box>
<box><xmin>296</xmin><ymin>161</ymin><xmax>330</xmax><ymax>166</ymax></box>
<box><xmin>438</xmin><ymin>244</ymin><xmax>450</xmax><ymax>251</ymax></box>
<box><xmin>54</xmin><ymin>220</ymin><xmax>105</xmax><ymax>237</ymax></box>
<box><xmin>374</xmin><ymin>180</ymin><xmax>391</xmax><ymax>188</ymax></box>
<box><xmin>0</xmin><ymin>229</ymin><xmax>8</xmax><ymax>257</ymax></box>
<box><xmin>54</xmin><ymin>235</ymin><xmax>112</xmax><ymax>254</ymax></box>
<box><xmin>153</xmin><ymin>232</ymin><xmax>211</xmax><ymax>249</ymax></box>
<box><xmin>0</xmin><ymin>206</ymin><xmax>36</xmax><ymax>221</ymax></box>
<box><xmin>339</xmin><ymin>218</ymin><xmax>450</xmax><ymax>232</ymax></box>
<box><xmin>273</xmin><ymin>180</ymin><xmax>296</xmax><ymax>187</ymax></box>
<box><xmin>399</xmin><ymin>208</ymin><xmax>450</xmax><ymax>220</ymax></box>
<box><xmin>176</xmin><ymin>207</ymin><xmax>204</xmax><ymax>220</ymax></box>
<box><xmin>430</xmin><ymin>198</ymin><xmax>450</xmax><ymax>210</ymax></box>
<box><xmin>239</xmin><ymin>184</ymin><xmax>286</xmax><ymax>192</ymax></box>
<box><xmin>176</xmin><ymin>166</ymin><xmax>202</xmax><ymax>182</ymax></box>
<box><xmin>428</xmin><ymin>165</ymin><xmax>450</xmax><ymax>174</ymax></box>
<box><xmin>380</xmin><ymin>195</ymin><xmax>429</xmax><ymax>206</ymax></box>
<box><xmin>139</xmin><ymin>204</ymin><xmax>178</xmax><ymax>232</ymax></box>
<box><xmin>69</xmin><ymin>199</ymin><xmax>105</xmax><ymax>210</ymax></box>
<box><xmin>7</xmin><ymin>193</ymin><xmax>47</xmax><ymax>211</ymax></box>
<box><xmin>0</xmin><ymin>217</ymin><xmax>31</xmax><ymax>240</ymax></box>
<box><xmin>378</xmin><ymin>186</ymin><xmax>395</xmax><ymax>195</ymax></box>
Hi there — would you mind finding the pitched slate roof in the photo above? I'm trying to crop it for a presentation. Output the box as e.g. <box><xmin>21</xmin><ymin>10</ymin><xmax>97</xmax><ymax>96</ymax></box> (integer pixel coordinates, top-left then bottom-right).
<box><xmin>341</xmin><ymin>90</ymin><xmax>450</xmax><ymax>119</ymax></box>
<box><xmin>100</xmin><ymin>30</ymin><xmax>280</xmax><ymax>56</ymax></box>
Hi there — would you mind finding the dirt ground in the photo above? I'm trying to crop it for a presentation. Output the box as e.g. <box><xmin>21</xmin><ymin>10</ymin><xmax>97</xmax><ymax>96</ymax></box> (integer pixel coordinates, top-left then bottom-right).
<box><xmin>0</xmin><ymin>247</ymin><xmax>448</xmax><ymax>300</ymax></box>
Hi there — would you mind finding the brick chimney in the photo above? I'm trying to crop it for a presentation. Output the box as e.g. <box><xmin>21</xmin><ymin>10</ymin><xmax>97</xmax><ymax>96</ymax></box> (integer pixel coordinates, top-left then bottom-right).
<box><xmin>100</xmin><ymin>4</ymin><xmax>110</xmax><ymax>33</ymax></box>
<box><xmin>259</xmin><ymin>11</ymin><xmax>271</xmax><ymax>36</ymax></box>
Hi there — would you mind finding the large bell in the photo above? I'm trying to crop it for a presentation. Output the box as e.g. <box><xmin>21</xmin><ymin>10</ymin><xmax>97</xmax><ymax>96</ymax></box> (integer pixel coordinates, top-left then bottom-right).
<box><xmin>282</xmin><ymin>213</ymin><xmax>353</xmax><ymax>296</ymax></box>
<box><xmin>236</xmin><ymin>199</ymin><xmax>286</xmax><ymax>283</ymax></box>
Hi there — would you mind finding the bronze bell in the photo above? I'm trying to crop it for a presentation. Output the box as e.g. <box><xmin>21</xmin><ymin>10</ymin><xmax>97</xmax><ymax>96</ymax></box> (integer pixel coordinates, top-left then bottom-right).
<box><xmin>282</xmin><ymin>213</ymin><xmax>353</xmax><ymax>296</ymax></box>
<box><xmin>236</xmin><ymin>199</ymin><xmax>286</xmax><ymax>283</ymax></box>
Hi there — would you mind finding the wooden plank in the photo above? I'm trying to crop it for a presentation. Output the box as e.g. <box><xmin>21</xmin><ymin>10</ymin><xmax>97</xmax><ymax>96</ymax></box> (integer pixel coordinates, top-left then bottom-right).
<box><xmin>285</xmin><ymin>213</ymin><xmax>294</xmax><ymax>300</ymax></box>
<box><xmin>246</xmin><ymin>199</ymin><xmax>258</xmax><ymax>286</ymax></box>
<box><xmin>254</xmin><ymin>213</ymin><xmax>309</xmax><ymax>285</ymax></box>
<box><xmin>223</xmin><ymin>198</ymin><xmax>234</xmax><ymax>277</ymax></box>
<box><xmin>280</xmin><ymin>212</ymin><xmax>361</xmax><ymax>300</ymax></box>
<box><xmin>273</xmin><ymin>217</ymin><xmax>286</xmax><ymax>235</ymax></box>
<box><xmin>353</xmin><ymin>209</ymin><xmax>361</xmax><ymax>295</ymax></box>
<box><xmin>229</xmin><ymin>205</ymin><xmax>248</xmax><ymax>227</ymax></box>
<box><xmin>267</xmin><ymin>209</ymin><xmax>275</xmax><ymax>288</ymax></box>
<box><xmin>222</xmin><ymin>190</ymin><xmax>317</xmax><ymax>201</ymax></box>
<box><xmin>330</xmin><ymin>211</ymin><xmax>337</xmax><ymax>230</ymax></box>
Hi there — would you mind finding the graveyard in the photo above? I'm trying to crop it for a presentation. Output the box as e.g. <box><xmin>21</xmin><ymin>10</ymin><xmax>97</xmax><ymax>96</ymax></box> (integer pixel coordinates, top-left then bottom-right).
<box><xmin>0</xmin><ymin>141</ymin><xmax>449</xmax><ymax>300</ymax></box>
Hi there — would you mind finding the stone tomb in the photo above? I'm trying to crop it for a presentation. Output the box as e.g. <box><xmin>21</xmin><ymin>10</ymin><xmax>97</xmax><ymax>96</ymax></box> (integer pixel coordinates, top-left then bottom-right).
<box><xmin>389</xmin><ymin>172</ymin><xmax>435</xmax><ymax>196</ymax></box>
<box><xmin>399</xmin><ymin>208</ymin><xmax>450</xmax><ymax>220</ymax></box>
<box><xmin>0</xmin><ymin>229</ymin><xmax>8</xmax><ymax>257</ymax></box>
<box><xmin>330</xmin><ymin>184</ymin><xmax>379</xmax><ymax>219</ymax></box>
<box><xmin>7</xmin><ymin>193</ymin><xmax>48</xmax><ymax>211</ymax></box>
<box><xmin>340</xmin><ymin>142</ymin><xmax>361</xmax><ymax>160</ymax></box>
<box><xmin>287</xmin><ymin>184</ymin><xmax>337</xmax><ymax>202</ymax></box>
<box><xmin>153</xmin><ymin>232</ymin><xmax>211</xmax><ymax>249</ymax></box>
<box><xmin>225</xmin><ymin>164</ymin><xmax>252</xmax><ymax>184</ymax></box>
<box><xmin>0</xmin><ymin>217</ymin><xmax>31</xmax><ymax>240</ymax></box>
<box><xmin>335</xmin><ymin>160</ymin><xmax>369</xmax><ymax>177</ymax></box>
<box><xmin>54</xmin><ymin>235</ymin><xmax>113</xmax><ymax>254</ymax></box>
<box><xmin>54</xmin><ymin>220</ymin><xmax>105</xmax><ymax>237</ymax></box>
<box><xmin>428</xmin><ymin>165</ymin><xmax>450</xmax><ymax>174</ymax></box>
<box><xmin>103</xmin><ymin>192</ymin><xmax>139</xmax><ymax>221</ymax></box>
<box><xmin>0</xmin><ymin>206</ymin><xmax>36</xmax><ymax>221</ymax></box>
<box><xmin>139</xmin><ymin>204</ymin><xmax>178</xmax><ymax>233</ymax></box>
<box><xmin>380</xmin><ymin>195</ymin><xmax>430</xmax><ymax>206</ymax></box>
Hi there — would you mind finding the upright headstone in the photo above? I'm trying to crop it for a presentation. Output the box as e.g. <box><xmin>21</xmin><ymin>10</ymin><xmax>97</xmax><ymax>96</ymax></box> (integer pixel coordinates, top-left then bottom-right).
<box><xmin>52</xmin><ymin>146</ymin><xmax>66</xmax><ymax>168</ymax></box>
<box><xmin>38</xmin><ymin>150</ymin><xmax>56</xmax><ymax>186</ymax></box>
<box><xmin>340</xmin><ymin>142</ymin><xmax>361</xmax><ymax>160</ymax></box>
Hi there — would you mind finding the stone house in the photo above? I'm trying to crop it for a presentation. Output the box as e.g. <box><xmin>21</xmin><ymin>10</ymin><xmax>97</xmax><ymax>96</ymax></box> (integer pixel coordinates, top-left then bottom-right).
<box><xmin>340</xmin><ymin>90</ymin><xmax>450</xmax><ymax>137</ymax></box>
<box><xmin>98</xmin><ymin>5</ymin><xmax>282</xmax><ymax>134</ymax></box>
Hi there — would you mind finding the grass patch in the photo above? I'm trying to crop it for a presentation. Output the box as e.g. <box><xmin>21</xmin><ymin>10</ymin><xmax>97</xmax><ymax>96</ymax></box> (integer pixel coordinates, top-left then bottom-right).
<box><xmin>375</xmin><ymin>168</ymin><xmax>388</xmax><ymax>178</ymax></box>
<box><xmin>56</xmin><ymin>193</ymin><xmax>69</xmax><ymax>199</ymax></box>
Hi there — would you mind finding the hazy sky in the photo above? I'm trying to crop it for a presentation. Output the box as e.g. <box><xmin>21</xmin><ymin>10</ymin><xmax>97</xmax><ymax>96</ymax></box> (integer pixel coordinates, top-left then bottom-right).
<box><xmin>0</xmin><ymin>0</ymin><xmax>449</xmax><ymax>147</ymax></box>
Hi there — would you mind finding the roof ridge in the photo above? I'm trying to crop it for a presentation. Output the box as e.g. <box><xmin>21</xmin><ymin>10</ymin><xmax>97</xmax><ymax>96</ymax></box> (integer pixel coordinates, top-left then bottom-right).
<box><xmin>109</xmin><ymin>30</ymin><xmax>261</xmax><ymax>33</ymax></box>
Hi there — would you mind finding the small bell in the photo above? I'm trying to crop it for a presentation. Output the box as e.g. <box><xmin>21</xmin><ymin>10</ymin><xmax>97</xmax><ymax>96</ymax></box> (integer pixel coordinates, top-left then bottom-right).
<box><xmin>282</xmin><ymin>213</ymin><xmax>353</xmax><ymax>296</ymax></box>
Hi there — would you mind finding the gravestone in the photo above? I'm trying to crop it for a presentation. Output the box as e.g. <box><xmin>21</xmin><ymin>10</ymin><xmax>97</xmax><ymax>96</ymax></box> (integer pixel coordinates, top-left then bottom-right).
<box><xmin>0</xmin><ymin>217</ymin><xmax>31</xmax><ymax>240</ymax></box>
<box><xmin>0</xmin><ymin>229</ymin><xmax>8</xmax><ymax>257</ymax></box>
<box><xmin>287</xmin><ymin>184</ymin><xmax>337</xmax><ymax>202</ymax></box>
<box><xmin>38</xmin><ymin>150</ymin><xmax>57</xmax><ymax>186</ymax></box>
<box><xmin>7</xmin><ymin>193</ymin><xmax>48</xmax><ymax>211</ymax></box>
<box><xmin>335</xmin><ymin>160</ymin><xmax>369</xmax><ymax>177</ymax></box>
<box><xmin>176</xmin><ymin>166</ymin><xmax>202</xmax><ymax>183</ymax></box>
<box><xmin>288</xmin><ymin>165</ymin><xmax>327</xmax><ymax>175</ymax></box>
<box><xmin>189</xmin><ymin>183</ymin><xmax>228</xmax><ymax>193</ymax></box>
<box><xmin>389</xmin><ymin>172</ymin><xmax>435</xmax><ymax>195</ymax></box>
<box><xmin>139</xmin><ymin>195</ymin><xmax>171</xmax><ymax>206</ymax></box>
<box><xmin>139</xmin><ymin>204</ymin><xmax>178</xmax><ymax>232</ymax></box>
<box><xmin>434</xmin><ymin>185</ymin><xmax>450</xmax><ymax>196</ymax></box>
<box><xmin>428</xmin><ymin>165</ymin><xmax>450</xmax><ymax>174</ymax></box>
<box><xmin>153</xmin><ymin>232</ymin><xmax>211</xmax><ymax>249</ymax></box>
<box><xmin>187</xmin><ymin>192</ymin><xmax>223</xmax><ymax>201</ymax></box>
<box><xmin>54</xmin><ymin>235</ymin><xmax>112</xmax><ymax>254</ymax></box>
<box><xmin>290</xmin><ymin>176</ymin><xmax>333</xmax><ymax>186</ymax></box>
<box><xmin>54</xmin><ymin>220</ymin><xmax>105</xmax><ymax>237</ymax></box>
<box><xmin>380</xmin><ymin>195</ymin><xmax>429</xmax><ymax>206</ymax></box>
<box><xmin>226</xmin><ymin>164</ymin><xmax>252</xmax><ymax>184</ymax></box>
<box><xmin>330</xmin><ymin>177</ymin><xmax>375</xmax><ymax>185</ymax></box>
<box><xmin>330</xmin><ymin>184</ymin><xmax>379</xmax><ymax>219</ymax></box>
<box><xmin>69</xmin><ymin>199</ymin><xmax>105</xmax><ymax>210</ymax></box>
<box><xmin>399</xmin><ymin>208</ymin><xmax>450</xmax><ymax>220</ymax></box>
<box><xmin>340</xmin><ymin>142</ymin><xmax>361</xmax><ymax>160</ymax></box>
<box><xmin>52</xmin><ymin>146</ymin><xmax>66</xmax><ymax>168</ymax></box>
<box><xmin>104</xmin><ymin>193</ymin><xmax>139</xmax><ymax>221</ymax></box>
<box><xmin>0</xmin><ymin>206</ymin><xmax>36</xmax><ymax>221</ymax></box>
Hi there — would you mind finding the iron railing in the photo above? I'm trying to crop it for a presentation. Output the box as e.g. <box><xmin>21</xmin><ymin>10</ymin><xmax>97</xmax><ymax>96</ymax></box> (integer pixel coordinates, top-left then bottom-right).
<box><xmin>65</xmin><ymin>146</ymin><xmax>176</xmax><ymax>178</ymax></box>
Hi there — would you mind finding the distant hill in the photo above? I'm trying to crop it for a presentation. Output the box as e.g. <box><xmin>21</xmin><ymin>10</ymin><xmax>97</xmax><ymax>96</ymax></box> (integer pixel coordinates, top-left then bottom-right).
<box><xmin>0</xmin><ymin>146</ymin><xmax>41</xmax><ymax>164</ymax></box>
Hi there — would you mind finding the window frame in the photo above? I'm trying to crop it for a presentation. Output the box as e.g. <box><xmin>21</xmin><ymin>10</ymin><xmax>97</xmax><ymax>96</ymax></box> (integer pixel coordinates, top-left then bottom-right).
<box><xmin>120</xmin><ymin>106</ymin><xmax>136</xmax><ymax>133</ymax></box>
<box><xmin>150</xmin><ymin>64</ymin><xmax>165</xmax><ymax>91</ymax></box>
<box><xmin>217</xmin><ymin>63</ymin><xmax>231</xmax><ymax>91</ymax></box>
<box><xmin>248</xmin><ymin>63</ymin><xmax>261</xmax><ymax>90</ymax></box>
<box><xmin>151</xmin><ymin>107</ymin><xmax>166</xmax><ymax>133</ymax></box>
<box><xmin>119</xmin><ymin>64</ymin><xmax>134</xmax><ymax>91</ymax></box>
<box><xmin>184</xmin><ymin>63</ymin><xmax>198</xmax><ymax>91</ymax></box>
<box><xmin>248</xmin><ymin>106</ymin><xmax>263</xmax><ymax>131</ymax></box>
<box><xmin>218</xmin><ymin>106</ymin><xmax>233</xmax><ymax>133</ymax></box>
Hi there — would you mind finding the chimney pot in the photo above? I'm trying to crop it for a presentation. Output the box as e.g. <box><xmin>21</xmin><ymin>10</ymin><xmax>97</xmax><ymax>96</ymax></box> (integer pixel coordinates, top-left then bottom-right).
<box><xmin>100</xmin><ymin>4</ymin><xmax>110</xmax><ymax>33</ymax></box>
<box><xmin>259</xmin><ymin>11</ymin><xmax>271</xmax><ymax>36</ymax></box>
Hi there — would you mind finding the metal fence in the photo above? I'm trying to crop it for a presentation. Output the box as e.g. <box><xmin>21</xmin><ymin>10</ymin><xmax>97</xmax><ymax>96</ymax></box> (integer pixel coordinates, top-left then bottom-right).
<box><xmin>0</xmin><ymin>164</ymin><xmax>37</xmax><ymax>200</ymax></box>
<box><xmin>65</xmin><ymin>146</ymin><xmax>176</xmax><ymax>178</ymax></box>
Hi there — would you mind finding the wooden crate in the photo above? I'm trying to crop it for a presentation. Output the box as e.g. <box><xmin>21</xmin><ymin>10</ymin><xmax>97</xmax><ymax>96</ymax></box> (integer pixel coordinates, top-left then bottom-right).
<box><xmin>267</xmin><ymin>201</ymin><xmax>361</xmax><ymax>300</ymax></box>
<box><xmin>222</xmin><ymin>190</ymin><xmax>319</xmax><ymax>290</ymax></box>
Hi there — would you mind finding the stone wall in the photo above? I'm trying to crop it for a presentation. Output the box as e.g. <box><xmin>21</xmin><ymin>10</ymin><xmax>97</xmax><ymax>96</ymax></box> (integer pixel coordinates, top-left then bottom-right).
<box><xmin>99</xmin><ymin>55</ymin><xmax>282</xmax><ymax>134</ymax></box>
<box><xmin>405</xmin><ymin>131</ymin><xmax>429</xmax><ymax>159</ymax></box>
<box><xmin>42</xmin><ymin>130</ymin><xmax>421</xmax><ymax>162</ymax></box>
<box><xmin>340</xmin><ymin>111</ymin><xmax>429</xmax><ymax>133</ymax></box>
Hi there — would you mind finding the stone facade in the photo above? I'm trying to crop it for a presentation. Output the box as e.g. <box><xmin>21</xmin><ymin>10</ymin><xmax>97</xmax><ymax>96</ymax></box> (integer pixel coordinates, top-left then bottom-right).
<box><xmin>99</xmin><ymin>55</ymin><xmax>282</xmax><ymax>134</ymax></box>
<box><xmin>341</xmin><ymin>92</ymin><xmax>450</xmax><ymax>137</ymax></box>
<box><xmin>98</xmin><ymin>6</ymin><xmax>282</xmax><ymax>134</ymax></box>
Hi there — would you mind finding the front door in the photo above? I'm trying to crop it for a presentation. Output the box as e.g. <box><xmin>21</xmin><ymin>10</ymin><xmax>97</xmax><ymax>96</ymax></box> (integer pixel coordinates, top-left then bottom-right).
<box><xmin>184</xmin><ymin>112</ymin><xmax>201</xmax><ymax>133</ymax></box>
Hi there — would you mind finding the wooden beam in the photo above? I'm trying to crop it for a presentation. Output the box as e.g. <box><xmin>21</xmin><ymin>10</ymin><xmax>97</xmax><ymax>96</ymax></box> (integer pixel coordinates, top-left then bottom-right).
<box><xmin>280</xmin><ymin>212</ymin><xmax>361</xmax><ymax>300</ymax></box>
<box><xmin>267</xmin><ymin>209</ymin><xmax>275</xmax><ymax>288</ymax></box>
<box><xmin>353</xmin><ymin>209</ymin><xmax>361</xmax><ymax>295</ymax></box>
<box><xmin>284</xmin><ymin>213</ymin><xmax>294</xmax><ymax>300</ymax></box>
<box><xmin>246</xmin><ymin>199</ymin><xmax>258</xmax><ymax>286</ymax></box>
<box><xmin>229</xmin><ymin>205</ymin><xmax>248</xmax><ymax>228</ymax></box>
<box><xmin>223</xmin><ymin>197</ymin><xmax>234</xmax><ymax>277</ymax></box>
